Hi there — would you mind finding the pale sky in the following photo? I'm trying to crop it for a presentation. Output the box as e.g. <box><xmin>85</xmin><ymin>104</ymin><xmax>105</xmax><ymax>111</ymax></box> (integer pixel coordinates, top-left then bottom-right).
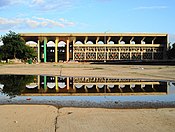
<box><xmin>0</xmin><ymin>0</ymin><xmax>175</xmax><ymax>43</ymax></box>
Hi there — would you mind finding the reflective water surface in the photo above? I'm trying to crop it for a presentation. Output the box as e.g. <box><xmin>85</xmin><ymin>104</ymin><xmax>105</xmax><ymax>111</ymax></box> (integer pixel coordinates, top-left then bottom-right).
<box><xmin>0</xmin><ymin>75</ymin><xmax>175</xmax><ymax>106</ymax></box>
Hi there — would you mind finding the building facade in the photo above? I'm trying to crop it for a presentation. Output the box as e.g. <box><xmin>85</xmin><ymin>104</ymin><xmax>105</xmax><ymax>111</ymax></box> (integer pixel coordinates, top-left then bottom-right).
<box><xmin>20</xmin><ymin>33</ymin><xmax>168</xmax><ymax>62</ymax></box>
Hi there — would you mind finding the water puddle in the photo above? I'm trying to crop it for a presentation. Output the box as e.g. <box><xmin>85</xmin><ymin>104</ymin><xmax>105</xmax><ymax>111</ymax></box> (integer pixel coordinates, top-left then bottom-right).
<box><xmin>0</xmin><ymin>75</ymin><xmax>175</xmax><ymax>108</ymax></box>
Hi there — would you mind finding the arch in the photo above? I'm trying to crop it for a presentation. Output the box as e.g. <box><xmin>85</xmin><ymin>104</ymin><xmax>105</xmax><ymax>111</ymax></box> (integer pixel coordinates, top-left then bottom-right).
<box><xmin>97</xmin><ymin>84</ymin><xmax>104</xmax><ymax>88</ymax></box>
<box><xmin>86</xmin><ymin>41</ymin><xmax>93</xmax><ymax>44</ymax></box>
<box><xmin>47</xmin><ymin>41</ymin><xmax>55</xmax><ymax>47</ymax></box>
<box><xmin>119</xmin><ymin>84</ymin><xmax>125</xmax><ymax>88</ymax></box>
<box><xmin>75</xmin><ymin>41</ymin><xmax>83</xmax><ymax>44</ymax></box>
<box><xmin>131</xmin><ymin>41</ymin><xmax>135</xmax><ymax>44</ymax></box>
<box><xmin>120</xmin><ymin>41</ymin><xmax>125</xmax><ymax>44</ymax></box>
<box><xmin>75</xmin><ymin>84</ymin><xmax>83</xmax><ymax>88</ymax></box>
<box><xmin>58</xmin><ymin>41</ymin><xmax>66</xmax><ymax>47</ymax></box>
<box><xmin>58</xmin><ymin>82</ymin><xmax>66</xmax><ymax>88</ymax></box>
<box><xmin>141</xmin><ymin>84</ymin><xmax>145</xmax><ymax>88</ymax></box>
<box><xmin>86</xmin><ymin>84</ymin><xmax>93</xmax><ymax>88</ymax></box>
<box><xmin>141</xmin><ymin>41</ymin><xmax>146</xmax><ymax>44</ymax></box>
<box><xmin>0</xmin><ymin>84</ymin><xmax>4</xmax><ymax>89</ymax></box>
<box><xmin>47</xmin><ymin>82</ymin><xmax>55</xmax><ymax>89</ymax></box>
<box><xmin>26</xmin><ymin>41</ymin><xmax>37</xmax><ymax>47</ymax></box>
<box><xmin>97</xmin><ymin>41</ymin><xmax>104</xmax><ymax>44</ymax></box>
<box><xmin>108</xmin><ymin>41</ymin><xmax>114</xmax><ymax>44</ymax></box>
<box><xmin>130</xmin><ymin>84</ymin><xmax>135</xmax><ymax>88</ymax></box>
<box><xmin>26</xmin><ymin>83</ymin><xmax>38</xmax><ymax>89</ymax></box>
<box><xmin>108</xmin><ymin>84</ymin><xmax>114</xmax><ymax>88</ymax></box>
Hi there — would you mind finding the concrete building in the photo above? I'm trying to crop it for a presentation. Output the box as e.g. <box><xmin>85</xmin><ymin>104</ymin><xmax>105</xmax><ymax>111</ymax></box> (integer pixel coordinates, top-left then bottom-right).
<box><xmin>21</xmin><ymin>33</ymin><xmax>168</xmax><ymax>62</ymax></box>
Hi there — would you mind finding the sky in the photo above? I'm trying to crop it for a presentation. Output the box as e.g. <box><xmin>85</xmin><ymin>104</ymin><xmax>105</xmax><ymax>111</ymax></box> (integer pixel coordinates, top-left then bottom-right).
<box><xmin>0</xmin><ymin>0</ymin><xmax>175</xmax><ymax>43</ymax></box>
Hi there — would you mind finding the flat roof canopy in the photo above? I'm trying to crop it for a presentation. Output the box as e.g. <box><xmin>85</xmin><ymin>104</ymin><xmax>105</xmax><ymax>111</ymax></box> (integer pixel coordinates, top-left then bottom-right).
<box><xmin>20</xmin><ymin>33</ymin><xmax>168</xmax><ymax>37</ymax></box>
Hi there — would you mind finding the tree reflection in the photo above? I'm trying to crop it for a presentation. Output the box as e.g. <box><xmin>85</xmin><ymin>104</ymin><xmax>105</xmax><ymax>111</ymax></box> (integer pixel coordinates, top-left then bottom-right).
<box><xmin>0</xmin><ymin>75</ymin><xmax>34</xmax><ymax>98</ymax></box>
<box><xmin>172</xmin><ymin>83</ymin><xmax>175</xmax><ymax>86</ymax></box>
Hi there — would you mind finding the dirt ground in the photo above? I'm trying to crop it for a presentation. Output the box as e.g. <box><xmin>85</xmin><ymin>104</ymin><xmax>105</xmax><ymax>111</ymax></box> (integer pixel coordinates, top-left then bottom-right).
<box><xmin>0</xmin><ymin>105</ymin><xmax>175</xmax><ymax>132</ymax></box>
<box><xmin>0</xmin><ymin>63</ymin><xmax>175</xmax><ymax>132</ymax></box>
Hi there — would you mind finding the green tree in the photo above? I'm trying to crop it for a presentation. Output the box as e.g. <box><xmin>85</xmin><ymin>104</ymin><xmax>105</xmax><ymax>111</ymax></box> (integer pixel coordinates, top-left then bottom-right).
<box><xmin>0</xmin><ymin>31</ymin><xmax>36</xmax><ymax>61</ymax></box>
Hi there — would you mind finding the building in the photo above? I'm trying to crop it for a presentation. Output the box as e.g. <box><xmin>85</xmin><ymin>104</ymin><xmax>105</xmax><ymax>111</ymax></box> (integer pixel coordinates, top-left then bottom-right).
<box><xmin>20</xmin><ymin>33</ymin><xmax>168</xmax><ymax>62</ymax></box>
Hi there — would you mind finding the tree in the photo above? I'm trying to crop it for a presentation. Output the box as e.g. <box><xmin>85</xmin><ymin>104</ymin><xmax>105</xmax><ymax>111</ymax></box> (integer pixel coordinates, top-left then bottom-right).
<box><xmin>0</xmin><ymin>31</ymin><xmax>36</xmax><ymax>61</ymax></box>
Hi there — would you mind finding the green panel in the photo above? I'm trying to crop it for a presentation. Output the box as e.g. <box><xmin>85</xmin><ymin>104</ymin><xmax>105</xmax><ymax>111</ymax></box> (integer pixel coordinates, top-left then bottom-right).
<box><xmin>44</xmin><ymin>76</ymin><xmax>47</xmax><ymax>89</ymax></box>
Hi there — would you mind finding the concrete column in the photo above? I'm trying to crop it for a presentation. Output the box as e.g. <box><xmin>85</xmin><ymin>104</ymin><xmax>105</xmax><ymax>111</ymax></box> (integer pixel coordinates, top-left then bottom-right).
<box><xmin>96</xmin><ymin>85</ymin><xmax>99</xmax><ymax>92</ymax></box>
<box><xmin>118</xmin><ymin>37</ymin><xmax>123</xmax><ymax>44</ymax></box>
<box><xmin>141</xmin><ymin>52</ymin><xmax>143</xmax><ymax>60</ymax></box>
<box><xmin>84</xmin><ymin>36</ymin><xmax>88</xmax><ymax>44</ymax></box>
<box><xmin>66</xmin><ymin>39</ymin><xmax>69</xmax><ymax>61</ymax></box>
<box><xmin>85</xmin><ymin>47</ymin><xmax>86</xmax><ymax>60</ymax></box>
<box><xmin>107</xmin><ymin>50</ymin><xmax>109</xmax><ymax>60</ymax></box>
<box><xmin>152</xmin><ymin>37</ymin><xmax>156</xmax><ymax>44</ymax></box>
<box><xmin>55</xmin><ymin>38</ymin><xmax>59</xmax><ymax>63</ymax></box>
<box><xmin>119</xmin><ymin>47</ymin><xmax>121</xmax><ymax>60</ymax></box>
<box><xmin>55</xmin><ymin>76</ymin><xmax>59</xmax><ymax>92</ymax></box>
<box><xmin>44</xmin><ymin>38</ymin><xmax>47</xmax><ymax>63</ymax></box>
<box><xmin>37</xmin><ymin>40</ymin><xmax>40</xmax><ymax>63</ymax></box>
<box><xmin>67</xmin><ymin>77</ymin><xmax>69</xmax><ymax>91</ymax></box>
<box><xmin>130</xmin><ymin>37</ymin><xmax>134</xmax><ymax>44</ymax></box>
<box><xmin>96</xmin><ymin>37</ymin><xmax>99</xmax><ymax>44</ymax></box>
<box><xmin>107</xmin><ymin>37</ymin><xmax>111</xmax><ymax>44</ymax></box>
<box><xmin>96</xmin><ymin>51</ymin><xmax>97</xmax><ymax>60</ymax></box>
<box><xmin>107</xmin><ymin>85</ymin><xmax>111</xmax><ymax>93</ymax></box>
<box><xmin>141</xmin><ymin>37</ymin><xmax>145</xmax><ymax>44</ymax></box>
<box><xmin>73</xmin><ymin>38</ymin><xmax>76</xmax><ymax>61</ymax></box>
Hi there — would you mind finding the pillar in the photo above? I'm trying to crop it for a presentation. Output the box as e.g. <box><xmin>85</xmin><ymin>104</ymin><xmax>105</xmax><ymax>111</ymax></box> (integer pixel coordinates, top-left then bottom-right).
<box><xmin>141</xmin><ymin>52</ymin><xmax>143</xmax><ymax>60</ymax></box>
<box><xmin>66</xmin><ymin>39</ymin><xmax>69</xmax><ymax>61</ymax></box>
<box><xmin>152</xmin><ymin>37</ymin><xmax>156</xmax><ymax>44</ymax></box>
<box><xmin>73</xmin><ymin>38</ymin><xmax>76</xmax><ymax>61</ymax></box>
<box><xmin>37</xmin><ymin>40</ymin><xmax>40</xmax><ymax>63</ymax></box>
<box><xmin>118</xmin><ymin>37</ymin><xmax>123</xmax><ymax>44</ymax></box>
<box><xmin>96</xmin><ymin>85</ymin><xmax>99</xmax><ymax>92</ymax></box>
<box><xmin>55</xmin><ymin>38</ymin><xmax>59</xmax><ymax>63</ymax></box>
<box><xmin>107</xmin><ymin>37</ymin><xmax>111</xmax><ymax>44</ymax></box>
<box><xmin>67</xmin><ymin>77</ymin><xmax>69</xmax><ymax>91</ymax></box>
<box><xmin>96</xmin><ymin>37</ymin><xmax>99</xmax><ymax>44</ymax></box>
<box><xmin>84</xmin><ymin>36</ymin><xmax>88</xmax><ymax>44</ymax></box>
<box><xmin>44</xmin><ymin>38</ymin><xmax>47</xmax><ymax>63</ymax></box>
<box><xmin>141</xmin><ymin>37</ymin><xmax>145</xmax><ymax>44</ymax></box>
<box><xmin>55</xmin><ymin>76</ymin><xmax>59</xmax><ymax>92</ymax></box>
<box><xmin>130</xmin><ymin>37</ymin><xmax>134</xmax><ymax>44</ymax></box>
<box><xmin>119</xmin><ymin>47</ymin><xmax>121</xmax><ymax>60</ymax></box>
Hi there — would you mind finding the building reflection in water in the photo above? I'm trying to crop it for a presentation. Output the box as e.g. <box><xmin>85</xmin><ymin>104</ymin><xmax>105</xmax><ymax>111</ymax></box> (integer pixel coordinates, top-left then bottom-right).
<box><xmin>23</xmin><ymin>75</ymin><xmax>168</xmax><ymax>96</ymax></box>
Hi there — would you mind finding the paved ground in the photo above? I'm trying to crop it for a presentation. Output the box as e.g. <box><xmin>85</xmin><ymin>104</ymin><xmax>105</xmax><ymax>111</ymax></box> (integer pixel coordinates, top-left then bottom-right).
<box><xmin>0</xmin><ymin>105</ymin><xmax>58</xmax><ymax>132</ymax></box>
<box><xmin>0</xmin><ymin>105</ymin><xmax>175</xmax><ymax>132</ymax></box>
<box><xmin>0</xmin><ymin>63</ymin><xmax>175</xmax><ymax>81</ymax></box>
